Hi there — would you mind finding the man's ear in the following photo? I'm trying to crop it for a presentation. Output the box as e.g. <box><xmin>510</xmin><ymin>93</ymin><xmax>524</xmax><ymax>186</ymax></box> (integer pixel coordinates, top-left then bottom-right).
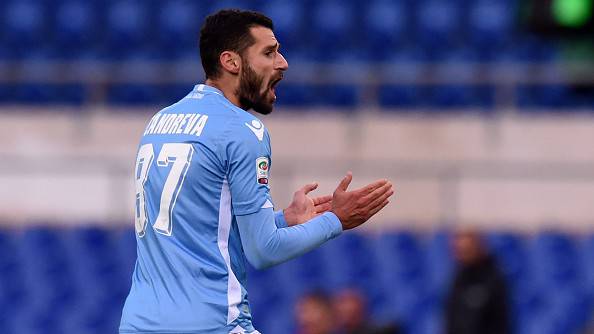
<box><xmin>220</xmin><ymin>51</ymin><xmax>240</xmax><ymax>75</ymax></box>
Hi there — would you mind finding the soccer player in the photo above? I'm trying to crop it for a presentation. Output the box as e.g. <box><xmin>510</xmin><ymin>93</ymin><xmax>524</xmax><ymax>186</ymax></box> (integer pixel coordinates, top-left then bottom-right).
<box><xmin>120</xmin><ymin>9</ymin><xmax>394</xmax><ymax>334</ymax></box>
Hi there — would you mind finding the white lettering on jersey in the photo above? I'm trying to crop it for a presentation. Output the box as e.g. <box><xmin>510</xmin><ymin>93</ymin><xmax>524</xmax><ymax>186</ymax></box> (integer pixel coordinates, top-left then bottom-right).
<box><xmin>162</xmin><ymin>114</ymin><xmax>178</xmax><ymax>134</ymax></box>
<box><xmin>154</xmin><ymin>114</ymin><xmax>174</xmax><ymax>134</ymax></box>
<box><xmin>176</xmin><ymin>114</ymin><xmax>194</xmax><ymax>134</ymax></box>
<box><xmin>189</xmin><ymin>115</ymin><xmax>209</xmax><ymax>137</ymax></box>
<box><xmin>245</xmin><ymin>120</ymin><xmax>265</xmax><ymax>141</ymax></box>
<box><xmin>183</xmin><ymin>114</ymin><xmax>200</xmax><ymax>134</ymax></box>
<box><xmin>144</xmin><ymin>113</ymin><xmax>208</xmax><ymax>137</ymax></box>
<box><xmin>167</xmin><ymin>114</ymin><xmax>185</xmax><ymax>134</ymax></box>
<box><xmin>144</xmin><ymin>114</ymin><xmax>160</xmax><ymax>135</ymax></box>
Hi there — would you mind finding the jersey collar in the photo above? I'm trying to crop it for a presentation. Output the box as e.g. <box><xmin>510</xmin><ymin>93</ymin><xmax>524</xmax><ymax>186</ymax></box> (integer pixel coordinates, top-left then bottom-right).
<box><xmin>192</xmin><ymin>84</ymin><xmax>224</xmax><ymax>97</ymax></box>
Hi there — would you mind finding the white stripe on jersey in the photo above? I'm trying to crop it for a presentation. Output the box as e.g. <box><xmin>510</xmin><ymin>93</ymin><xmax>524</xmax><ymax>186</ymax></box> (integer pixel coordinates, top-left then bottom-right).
<box><xmin>217</xmin><ymin>179</ymin><xmax>242</xmax><ymax>324</ymax></box>
<box><xmin>261</xmin><ymin>199</ymin><xmax>273</xmax><ymax>209</ymax></box>
<box><xmin>229</xmin><ymin>325</ymin><xmax>261</xmax><ymax>333</ymax></box>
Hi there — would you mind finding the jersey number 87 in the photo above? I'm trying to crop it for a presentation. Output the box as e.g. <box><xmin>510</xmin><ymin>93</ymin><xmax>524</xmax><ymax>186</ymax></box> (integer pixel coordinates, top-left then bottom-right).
<box><xmin>134</xmin><ymin>143</ymin><xmax>194</xmax><ymax>237</ymax></box>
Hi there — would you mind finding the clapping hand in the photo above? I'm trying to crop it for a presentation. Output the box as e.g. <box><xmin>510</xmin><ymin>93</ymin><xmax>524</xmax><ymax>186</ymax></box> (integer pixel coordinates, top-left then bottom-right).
<box><xmin>283</xmin><ymin>183</ymin><xmax>333</xmax><ymax>227</ymax></box>
<box><xmin>331</xmin><ymin>172</ymin><xmax>394</xmax><ymax>230</ymax></box>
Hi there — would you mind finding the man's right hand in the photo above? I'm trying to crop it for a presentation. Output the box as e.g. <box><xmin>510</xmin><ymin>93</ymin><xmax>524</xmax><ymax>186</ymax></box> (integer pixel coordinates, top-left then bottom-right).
<box><xmin>331</xmin><ymin>172</ymin><xmax>394</xmax><ymax>230</ymax></box>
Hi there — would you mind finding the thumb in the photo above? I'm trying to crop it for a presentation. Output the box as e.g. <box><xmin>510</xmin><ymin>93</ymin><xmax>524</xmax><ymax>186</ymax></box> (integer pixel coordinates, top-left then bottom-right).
<box><xmin>301</xmin><ymin>182</ymin><xmax>318</xmax><ymax>195</ymax></box>
<box><xmin>336</xmin><ymin>172</ymin><xmax>353</xmax><ymax>192</ymax></box>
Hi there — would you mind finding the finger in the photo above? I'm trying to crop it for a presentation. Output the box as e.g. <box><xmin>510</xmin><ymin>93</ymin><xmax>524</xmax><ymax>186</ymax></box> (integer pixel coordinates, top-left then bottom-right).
<box><xmin>354</xmin><ymin>178</ymin><xmax>388</xmax><ymax>195</ymax></box>
<box><xmin>367</xmin><ymin>199</ymin><xmax>390</xmax><ymax>218</ymax></box>
<box><xmin>301</xmin><ymin>182</ymin><xmax>318</xmax><ymax>195</ymax></box>
<box><xmin>336</xmin><ymin>172</ymin><xmax>353</xmax><ymax>192</ymax></box>
<box><xmin>312</xmin><ymin>194</ymin><xmax>332</xmax><ymax>206</ymax></box>
<box><xmin>362</xmin><ymin>182</ymin><xmax>393</xmax><ymax>204</ymax></box>
<box><xmin>314</xmin><ymin>201</ymin><xmax>333</xmax><ymax>214</ymax></box>
<box><xmin>365</xmin><ymin>186</ymin><xmax>394</xmax><ymax>210</ymax></box>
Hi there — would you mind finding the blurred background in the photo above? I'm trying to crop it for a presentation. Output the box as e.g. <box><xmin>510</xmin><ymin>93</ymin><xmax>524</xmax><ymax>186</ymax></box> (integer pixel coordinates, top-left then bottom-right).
<box><xmin>0</xmin><ymin>0</ymin><xmax>593</xmax><ymax>333</ymax></box>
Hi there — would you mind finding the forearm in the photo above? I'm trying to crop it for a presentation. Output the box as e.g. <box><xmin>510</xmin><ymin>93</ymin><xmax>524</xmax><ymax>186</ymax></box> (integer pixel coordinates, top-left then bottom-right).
<box><xmin>237</xmin><ymin>208</ymin><xmax>342</xmax><ymax>269</ymax></box>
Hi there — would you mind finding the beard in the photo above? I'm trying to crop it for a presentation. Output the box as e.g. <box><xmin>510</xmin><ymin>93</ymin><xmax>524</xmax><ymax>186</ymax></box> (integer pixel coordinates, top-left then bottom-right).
<box><xmin>236</xmin><ymin>59</ymin><xmax>276</xmax><ymax>115</ymax></box>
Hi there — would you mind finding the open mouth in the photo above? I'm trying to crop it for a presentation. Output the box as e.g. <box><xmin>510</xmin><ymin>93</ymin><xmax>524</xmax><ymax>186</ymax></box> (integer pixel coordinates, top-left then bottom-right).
<box><xmin>270</xmin><ymin>74</ymin><xmax>283</xmax><ymax>89</ymax></box>
<box><xmin>268</xmin><ymin>76</ymin><xmax>282</xmax><ymax>100</ymax></box>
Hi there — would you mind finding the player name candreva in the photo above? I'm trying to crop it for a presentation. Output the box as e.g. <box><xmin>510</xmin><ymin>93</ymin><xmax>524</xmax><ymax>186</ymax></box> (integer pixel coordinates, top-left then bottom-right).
<box><xmin>144</xmin><ymin>113</ymin><xmax>209</xmax><ymax>136</ymax></box>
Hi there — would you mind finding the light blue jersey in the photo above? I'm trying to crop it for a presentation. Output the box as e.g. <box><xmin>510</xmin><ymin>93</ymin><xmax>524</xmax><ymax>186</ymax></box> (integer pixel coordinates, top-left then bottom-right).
<box><xmin>120</xmin><ymin>84</ymin><xmax>273</xmax><ymax>334</ymax></box>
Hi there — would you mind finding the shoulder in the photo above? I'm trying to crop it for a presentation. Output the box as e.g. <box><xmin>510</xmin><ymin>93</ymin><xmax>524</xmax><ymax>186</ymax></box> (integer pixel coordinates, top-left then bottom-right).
<box><xmin>239</xmin><ymin>116</ymin><xmax>269</xmax><ymax>144</ymax></box>
<box><xmin>206</xmin><ymin>103</ymin><xmax>269</xmax><ymax>161</ymax></box>
<box><xmin>218</xmin><ymin>101</ymin><xmax>269</xmax><ymax>145</ymax></box>
<box><xmin>228</xmin><ymin>115</ymin><xmax>270</xmax><ymax>157</ymax></box>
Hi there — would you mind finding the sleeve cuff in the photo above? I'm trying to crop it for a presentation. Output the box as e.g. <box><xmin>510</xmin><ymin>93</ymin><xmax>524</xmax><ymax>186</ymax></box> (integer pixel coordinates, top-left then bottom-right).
<box><xmin>274</xmin><ymin>210</ymin><xmax>288</xmax><ymax>228</ymax></box>
<box><xmin>321</xmin><ymin>212</ymin><xmax>343</xmax><ymax>238</ymax></box>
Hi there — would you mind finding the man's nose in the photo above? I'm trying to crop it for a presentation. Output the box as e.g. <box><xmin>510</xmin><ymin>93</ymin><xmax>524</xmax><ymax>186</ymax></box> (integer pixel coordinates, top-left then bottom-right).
<box><xmin>275</xmin><ymin>52</ymin><xmax>289</xmax><ymax>71</ymax></box>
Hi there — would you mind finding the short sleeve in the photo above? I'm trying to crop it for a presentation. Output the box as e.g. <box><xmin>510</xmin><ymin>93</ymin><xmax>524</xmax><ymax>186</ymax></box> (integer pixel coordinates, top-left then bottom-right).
<box><xmin>226</xmin><ymin>118</ymin><xmax>273</xmax><ymax>216</ymax></box>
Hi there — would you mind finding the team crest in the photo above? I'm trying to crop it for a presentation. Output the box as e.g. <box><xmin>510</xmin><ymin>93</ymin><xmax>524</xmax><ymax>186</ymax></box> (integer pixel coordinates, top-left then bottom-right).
<box><xmin>256</xmin><ymin>157</ymin><xmax>269</xmax><ymax>184</ymax></box>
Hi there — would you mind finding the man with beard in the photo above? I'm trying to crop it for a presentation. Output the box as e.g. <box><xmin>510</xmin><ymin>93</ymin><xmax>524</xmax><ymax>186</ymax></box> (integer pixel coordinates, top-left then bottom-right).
<box><xmin>119</xmin><ymin>9</ymin><xmax>394</xmax><ymax>334</ymax></box>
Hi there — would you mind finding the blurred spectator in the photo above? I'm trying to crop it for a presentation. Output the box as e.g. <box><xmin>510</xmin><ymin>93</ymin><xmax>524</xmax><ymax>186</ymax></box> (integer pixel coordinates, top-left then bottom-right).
<box><xmin>333</xmin><ymin>289</ymin><xmax>401</xmax><ymax>334</ymax></box>
<box><xmin>445</xmin><ymin>229</ymin><xmax>511</xmax><ymax>334</ymax></box>
<box><xmin>295</xmin><ymin>291</ymin><xmax>336</xmax><ymax>334</ymax></box>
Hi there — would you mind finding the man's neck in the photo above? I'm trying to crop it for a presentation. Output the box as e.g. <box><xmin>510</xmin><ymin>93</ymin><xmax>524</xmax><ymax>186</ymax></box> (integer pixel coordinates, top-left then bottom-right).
<box><xmin>204</xmin><ymin>78</ymin><xmax>241</xmax><ymax>108</ymax></box>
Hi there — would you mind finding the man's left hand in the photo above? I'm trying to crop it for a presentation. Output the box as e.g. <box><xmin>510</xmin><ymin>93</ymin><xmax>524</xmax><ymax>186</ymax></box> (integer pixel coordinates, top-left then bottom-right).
<box><xmin>283</xmin><ymin>182</ymin><xmax>333</xmax><ymax>227</ymax></box>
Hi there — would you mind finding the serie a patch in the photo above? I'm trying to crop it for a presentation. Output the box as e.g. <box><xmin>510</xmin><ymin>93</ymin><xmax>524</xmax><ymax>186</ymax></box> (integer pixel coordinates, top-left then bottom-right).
<box><xmin>256</xmin><ymin>157</ymin><xmax>269</xmax><ymax>184</ymax></box>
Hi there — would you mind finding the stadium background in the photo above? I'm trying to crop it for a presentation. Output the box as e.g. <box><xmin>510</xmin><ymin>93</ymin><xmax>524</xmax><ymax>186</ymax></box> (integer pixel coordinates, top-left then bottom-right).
<box><xmin>0</xmin><ymin>0</ymin><xmax>593</xmax><ymax>333</ymax></box>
